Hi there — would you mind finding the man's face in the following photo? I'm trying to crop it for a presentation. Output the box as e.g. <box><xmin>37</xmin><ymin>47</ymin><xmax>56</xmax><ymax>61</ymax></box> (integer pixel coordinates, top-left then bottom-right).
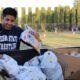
<box><xmin>1</xmin><ymin>15</ymin><xmax>16</xmax><ymax>30</ymax></box>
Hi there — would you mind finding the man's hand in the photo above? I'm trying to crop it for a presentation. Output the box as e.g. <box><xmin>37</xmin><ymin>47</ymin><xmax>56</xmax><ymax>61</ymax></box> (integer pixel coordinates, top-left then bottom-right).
<box><xmin>34</xmin><ymin>32</ymin><xmax>41</xmax><ymax>42</ymax></box>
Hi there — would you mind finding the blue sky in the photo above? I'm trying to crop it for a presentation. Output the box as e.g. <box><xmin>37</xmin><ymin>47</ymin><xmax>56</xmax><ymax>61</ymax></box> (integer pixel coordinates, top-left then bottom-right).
<box><xmin>0</xmin><ymin>0</ymin><xmax>74</xmax><ymax>16</ymax></box>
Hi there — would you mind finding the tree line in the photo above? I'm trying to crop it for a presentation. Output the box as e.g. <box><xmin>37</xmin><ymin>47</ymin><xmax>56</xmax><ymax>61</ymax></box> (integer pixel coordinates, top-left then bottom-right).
<box><xmin>0</xmin><ymin>6</ymin><xmax>80</xmax><ymax>32</ymax></box>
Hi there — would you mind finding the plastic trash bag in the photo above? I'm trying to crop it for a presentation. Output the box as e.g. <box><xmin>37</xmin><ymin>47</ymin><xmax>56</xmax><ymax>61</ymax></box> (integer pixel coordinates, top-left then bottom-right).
<box><xmin>39</xmin><ymin>51</ymin><xmax>64</xmax><ymax>80</ymax></box>
<box><xmin>15</xmin><ymin>66</ymin><xmax>46</xmax><ymax>80</ymax></box>
<box><xmin>24</xmin><ymin>56</ymin><xmax>39</xmax><ymax>66</ymax></box>
<box><xmin>0</xmin><ymin>54</ymin><xmax>19</xmax><ymax>76</ymax></box>
<box><xmin>20</xmin><ymin>26</ymin><xmax>41</xmax><ymax>53</ymax></box>
<box><xmin>0</xmin><ymin>54</ymin><xmax>46</xmax><ymax>80</ymax></box>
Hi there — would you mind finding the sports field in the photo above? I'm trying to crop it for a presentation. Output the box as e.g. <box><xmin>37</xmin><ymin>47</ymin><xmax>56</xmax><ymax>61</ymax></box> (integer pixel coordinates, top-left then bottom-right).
<box><xmin>40</xmin><ymin>31</ymin><xmax>80</xmax><ymax>48</ymax></box>
<box><xmin>20</xmin><ymin>31</ymin><xmax>80</xmax><ymax>49</ymax></box>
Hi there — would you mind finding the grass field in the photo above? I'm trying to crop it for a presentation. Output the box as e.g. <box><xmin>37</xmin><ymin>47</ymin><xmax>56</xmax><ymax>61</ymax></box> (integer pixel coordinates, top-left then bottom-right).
<box><xmin>20</xmin><ymin>31</ymin><xmax>80</xmax><ymax>49</ymax></box>
<box><xmin>40</xmin><ymin>31</ymin><xmax>80</xmax><ymax>48</ymax></box>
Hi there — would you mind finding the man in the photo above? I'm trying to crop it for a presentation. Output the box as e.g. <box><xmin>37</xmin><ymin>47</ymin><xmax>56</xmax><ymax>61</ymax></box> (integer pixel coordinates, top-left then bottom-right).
<box><xmin>0</xmin><ymin>7</ymin><xmax>23</xmax><ymax>51</ymax></box>
<box><xmin>0</xmin><ymin>7</ymin><xmax>41</xmax><ymax>57</ymax></box>
<box><xmin>0</xmin><ymin>7</ymin><xmax>44</xmax><ymax>80</ymax></box>
<box><xmin>0</xmin><ymin>7</ymin><xmax>40</xmax><ymax>51</ymax></box>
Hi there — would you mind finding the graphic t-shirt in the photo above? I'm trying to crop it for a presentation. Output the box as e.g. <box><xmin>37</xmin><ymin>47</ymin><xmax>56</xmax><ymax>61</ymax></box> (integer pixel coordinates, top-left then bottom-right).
<box><xmin>0</xmin><ymin>24</ymin><xmax>23</xmax><ymax>51</ymax></box>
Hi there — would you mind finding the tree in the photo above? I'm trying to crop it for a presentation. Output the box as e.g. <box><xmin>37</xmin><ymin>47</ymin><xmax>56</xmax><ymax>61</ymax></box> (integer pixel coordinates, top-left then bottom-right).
<box><xmin>40</xmin><ymin>7</ymin><xmax>46</xmax><ymax>32</ymax></box>
<box><xmin>14</xmin><ymin>7</ymin><xmax>18</xmax><ymax>25</ymax></box>
<box><xmin>35</xmin><ymin>7</ymin><xmax>41</xmax><ymax>31</ymax></box>
<box><xmin>71</xmin><ymin>7</ymin><xmax>76</xmax><ymax>29</ymax></box>
<box><xmin>46</xmin><ymin>7</ymin><xmax>53</xmax><ymax>31</ymax></box>
<box><xmin>21</xmin><ymin>7</ymin><xmax>26</xmax><ymax>29</ymax></box>
<box><xmin>58</xmin><ymin>6</ymin><xmax>64</xmax><ymax>31</ymax></box>
<box><xmin>27</xmin><ymin>7</ymin><xmax>33</xmax><ymax>27</ymax></box>
<box><xmin>54</xmin><ymin>7</ymin><xmax>59</xmax><ymax>30</ymax></box>
<box><xmin>74</xmin><ymin>0</ymin><xmax>80</xmax><ymax>28</ymax></box>
<box><xmin>64</xmin><ymin>6</ymin><xmax>70</xmax><ymax>30</ymax></box>
<box><xmin>0</xmin><ymin>7</ymin><xmax>4</xmax><ymax>23</ymax></box>
<box><xmin>54</xmin><ymin>7</ymin><xmax>62</xmax><ymax>31</ymax></box>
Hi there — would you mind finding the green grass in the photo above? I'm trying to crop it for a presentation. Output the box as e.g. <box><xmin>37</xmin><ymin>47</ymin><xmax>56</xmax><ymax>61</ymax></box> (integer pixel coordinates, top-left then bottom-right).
<box><xmin>20</xmin><ymin>31</ymin><xmax>80</xmax><ymax>49</ymax></box>
<box><xmin>40</xmin><ymin>31</ymin><xmax>80</xmax><ymax>47</ymax></box>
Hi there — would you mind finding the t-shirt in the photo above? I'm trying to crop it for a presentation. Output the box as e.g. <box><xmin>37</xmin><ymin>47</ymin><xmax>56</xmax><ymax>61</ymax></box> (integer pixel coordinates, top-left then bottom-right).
<box><xmin>0</xmin><ymin>24</ymin><xmax>23</xmax><ymax>51</ymax></box>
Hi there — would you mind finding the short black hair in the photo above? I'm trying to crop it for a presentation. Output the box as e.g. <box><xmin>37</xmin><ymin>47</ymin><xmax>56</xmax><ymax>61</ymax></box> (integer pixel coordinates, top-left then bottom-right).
<box><xmin>2</xmin><ymin>7</ymin><xmax>17</xmax><ymax>19</ymax></box>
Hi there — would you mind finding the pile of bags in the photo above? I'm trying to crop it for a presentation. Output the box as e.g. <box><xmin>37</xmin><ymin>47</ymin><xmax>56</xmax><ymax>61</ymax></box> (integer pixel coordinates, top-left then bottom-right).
<box><xmin>24</xmin><ymin>51</ymin><xmax>64</xmax><ymax>80</ymax></box>
<box><xmin>0</xmin><ymin>54</ymin><xmax>46</xmax><ymax>80</ymax></box>
<box><xmin>0</xmin><ymin>51</ymin><xmax>64</xmax><ymax>80</ymax></box>
<box><xmin>0</xmin><ymin>26</ymin><xmax>64</xmax><ymax>80</ymax></box>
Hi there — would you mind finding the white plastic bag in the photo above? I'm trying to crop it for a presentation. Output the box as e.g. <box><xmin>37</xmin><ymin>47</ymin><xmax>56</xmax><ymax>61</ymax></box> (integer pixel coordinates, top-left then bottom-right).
<box><xmin>0</xmin><ymin>54</ymin><xmax>46</xmax><ymax>80</ymax></box>
<box><xmin>0</xmin><ymin>54</ymin><xmax>19</xmax><ymax>76</ymax></box>
<box><xmin>20</xmin><ymin>26</ymin><xmax>41</xmax><ymax>53</ymax></box>
<box><xmin>39</xmin><ymin>51</ymin><xmax>64</xmax><ymax>80</ymax></box>
<box><xmin>40</xmin><ymin>51</ymin><xmax>58</xmax><ymax>68</ymax></box>
<box><xmin>24</xmin><ymin>56</ymin><xmax>39</xmax><ymax>66</ymax></box>
<box><xmin>15</xmin><ymin>66</ymin><xmax>46</xmax><ymax>80</ymax></box>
